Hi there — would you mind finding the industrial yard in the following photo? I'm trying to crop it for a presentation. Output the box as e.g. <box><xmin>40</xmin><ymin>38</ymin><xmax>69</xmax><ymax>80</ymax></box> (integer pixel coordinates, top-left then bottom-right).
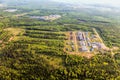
<box><xmin>65</xmin><ymin>29</ymin><xmax>107</xmax><ymax>56</ymax></box>
<box><xmin>30</xmin><ymin>15</ymin><xmax>61</xmax><ymax>21</ymax></box>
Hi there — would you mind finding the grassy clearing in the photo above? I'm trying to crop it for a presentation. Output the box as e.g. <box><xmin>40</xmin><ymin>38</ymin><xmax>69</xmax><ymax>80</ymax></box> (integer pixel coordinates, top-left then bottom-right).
<box><xmin>4</xmin><ymin>28</ymin><xmax>25</xmax><ymax>36</ymax></box>
<box><xmin>4</xmin><ymin>28</ymin><xmax>25</xmax><ymax>41</ymax></box>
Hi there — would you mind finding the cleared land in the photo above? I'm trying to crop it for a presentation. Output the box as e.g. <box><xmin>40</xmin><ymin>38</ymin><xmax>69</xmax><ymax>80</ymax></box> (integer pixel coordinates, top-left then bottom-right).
<box><xmin>14</xmin><ymin>13</ymin><xmax>28</xmax><ymax>17</ymax></box>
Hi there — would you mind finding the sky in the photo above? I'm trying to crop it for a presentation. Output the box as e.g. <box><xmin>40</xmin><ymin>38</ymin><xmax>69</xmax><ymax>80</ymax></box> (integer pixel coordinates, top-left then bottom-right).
<box><xmin>52</xmin><ymin>0</ymin><xmax>120</xmax><ymax>7</ymax></box>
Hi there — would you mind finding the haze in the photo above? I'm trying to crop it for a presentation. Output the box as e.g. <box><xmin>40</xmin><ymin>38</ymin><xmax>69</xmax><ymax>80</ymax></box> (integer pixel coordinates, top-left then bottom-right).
<box><xmin>53</xmin><ymin>0</ymin><xmax>120</xmax><ymax>7</ymax></box>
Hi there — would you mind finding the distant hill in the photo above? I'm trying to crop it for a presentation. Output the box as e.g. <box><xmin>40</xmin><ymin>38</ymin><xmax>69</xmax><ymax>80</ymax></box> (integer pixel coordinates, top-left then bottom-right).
<box><xmin>0</xmin><ymin>0</ymin><xmax>67</xmax><ymax>9</ymax></box>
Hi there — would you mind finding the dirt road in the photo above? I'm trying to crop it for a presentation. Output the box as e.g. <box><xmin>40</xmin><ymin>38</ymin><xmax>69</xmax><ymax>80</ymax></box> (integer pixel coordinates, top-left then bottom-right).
<box><xmin>73</xmin><ymin>32</ymin><xmax>78</xmax><ymax>53</ymax></box>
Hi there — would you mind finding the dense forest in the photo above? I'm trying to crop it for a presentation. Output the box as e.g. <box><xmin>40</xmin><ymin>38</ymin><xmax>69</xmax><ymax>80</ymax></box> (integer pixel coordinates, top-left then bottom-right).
<box><xmin>0</xmin><ymin>0</ymin><xmax>120</xmax><ymax>80</ymax></box>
